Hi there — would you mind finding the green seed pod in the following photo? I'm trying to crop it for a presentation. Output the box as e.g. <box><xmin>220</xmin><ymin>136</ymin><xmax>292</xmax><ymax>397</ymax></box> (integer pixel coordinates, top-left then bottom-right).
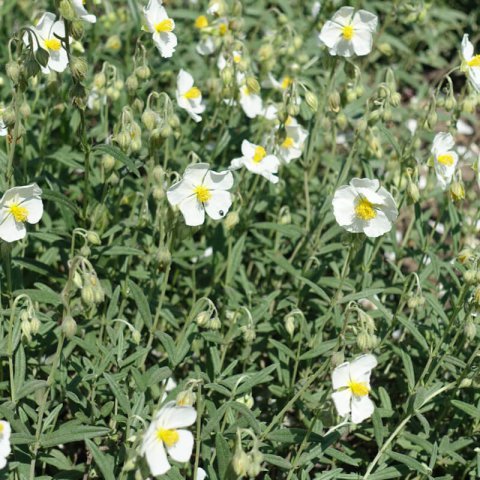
<box><xmin>70</xmin><ymin>20</ymin><xmax>84</xmax><ymax>40</ymax></box>
<box><xmin>6</xmin><ymin>61</ymin><xmax>21</xmax><ymax>84</ymax></box>
<box><xmin>70</xmin><ymin>56</ymin><xmax>88</xmax><ymax>81</ymax></box>
<box><xmin>328</xmin><ymin>91</ymin><xmax>341</xmax><ymax>113</ymax></box>
<box><xmin>305</xmin><ymin>91</ymin><xmax>318</xmax><ymax>112</ymax></box>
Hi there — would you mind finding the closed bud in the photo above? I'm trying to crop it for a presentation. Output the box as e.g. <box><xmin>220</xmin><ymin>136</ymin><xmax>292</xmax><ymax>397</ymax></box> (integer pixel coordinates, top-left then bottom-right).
<box><xmin>30</xmin><ymin>316</ymin><xmax>40</xmax><ymax>335</ymax></box>
<box><xmin>449</xmin><ymin>181</ymin><xmax>465</xmax><ymax>202</ymax></box>
<box><xmin>346</xmin><ymin>89</ymin><xmax>357</xmax><ymax>103</ymax></box>
<box><xmin>208</xmin><ymin>316</ymin><xmax>221</xmax><ymax>330</ymax></box>
<box><xmin>462</xmin><ymin>97</ymin><xmax>476</xmax><ymax>114</ymax></box>
<box><xmin>126</xmin><ymin>74</ymin><xmax>138</xmax><ymax>94</ymax></box>
<box><xmin>105</xmin><ymin>35</ymin><xmax>121</xmax><ymax>51</ymax></box>
<box><xmin>115</xmin><ymin>131</ymin><xmax>131</xmax><ymax>151</ymax></box>
<box><xmin>142</xmin><ymin>109</ymin><xmax>158</xmax><ymax>130</ymax></box>
<box><xmin>20</xmin><ymin>102</ymin><xmax>31</xmax><ymax>118</ymax></box>
<box><xmin>232</xmin><ymin>445</ymin><xmax>249</xmax><ymax>477</ymax></box>
<box><xmin>135</xmin><ymin>65</ymin><xmax>151</xmax><ymax>80</ymax></box>
<box><xmin>473</xmin><ymin>286</ymin><xmax>480</xmax><ymax>305</ymax></box>
<box><xmin>328</xmin><ymin>90</ymin><xmax>341</xmax><ymax>113</ymax></box>
<box><xmin>305</xmin><ymin>91</ymin><xmax>318</xmax><ymax>112</ymax></box>
<box><xmin>62</xmin><ymin>315</ymin><xmax>77</xmax><ymax>338</ymax></box>
<box><xmin>378</xmin><ymin>42</ymin><xmax>393</xmax><ymax>56</ymax></box>
<box><xmin>152</xmin><ymin>165</ymin><xmax>164</xmax><ymax>183</ymax></box>
<box><xmin>331</xmin><ymin>351</ymin><xmax>345</xmax><ymax>368</ymax></box>
<box><xmin>221</xmin><ymin>66</ymin><xmax>234</xmax><ymax>84</ymax></box>
<box><xmin>246</xmin><ymin>76</ymin><xmax>260</xmax><ymax>94</ymax></box>
<box><xmin>464</xmin><ymin>318</ymin><xmax>476</xmax><ymax>341</ymax></box>
<box><xmin>2</xmin><ymin>107</ymin><xmax>16</xmax><ymax>127</ymax></box>
<box><xmin>59</xmin><ymin>0</ymin><xmax>75</xmax><ymax>20</ymax></box>
<box><xmin>159</xmin><ymin>124</ymin><xmax>172</xmax><ymax>138</ymax></box>
<box><xmin>21</xmin><ymin>318</ymin><xmax>32</xmax><ymax>341</ymax></box>
<box><xmin>80</xmin><ymin>245</ymin><xmax>91</xmax><ymax>257</ymax></box>
<box><xmin>156</xmin><ymin>246</ymin><xmax>171</xmax><ymax>268</ymax></box>
<box><xmin>176</xmin><ymin>389</ymin><xmax>196</xmax><ymax>407</ymax></box>
<box><xmin>93</xmin><ymin>72</ymin><xmax>106</xmax><ymax>89</ymax></box>
<box><xmin>225</xmin><ymin>211</ymin><xmax>239</xmax><ymax>230</ymax></box>
<box><xmin>86</xmin><ymin>231</ymin><xmax>101</xmax><ymax>245</ymax></box>
<box><xmin>152</xmin><ymin>186</ymin><xmax>164</xmax><ymax>200</ymax></box>
<box><xmin>458</xmin><ymin>248</ymin><xmax>473</xmax><ymax>264</ymax></box>
<box><xmin>390</xmin><ymin>92</ymin><xmax>401</xmax><ymax>107</ymax></box>
<box><xmin>284</xmin><ymin>314</ymin><xmax>295</xmax><ymax>336</ymax></box>
<box><xmin>444</xmin><ymin>95</ymin><xmax>456</xmax><ymax>112</ymax></box>
<box><xmin>169</xmin><ymin>115</ymin><xmax>180</xmax><ymax>129</ymax></box>
<box><xmin>132</xmin><ymin>328</ymin><xmax>142</xmax><ymax>345</ymax></box>
<box><xmin>70</xmin><ymin>56</ymin><xmax>88</xmax><ymax>81</ymax></box>
<box><xmin>236</xmin><ymin>393</ymin><xmax>254</xmax><ymax>409</ymax></box>
<box><xmin>73</xmin><ymin>270</ymin><xmax>83</xmax><ymax>289</ymax></box>
<box><xmin>287</xmin><ymin>102</ymin><xmax>300</xmax><ymax>117</ymax></box>
<box><xmin>81</xmin><ymin>284</ymin><xmax>95</xmax><ymax>306</ymax></box>
<box><xmin>246</xmin><ymin>454</ymin><xmax>262</xmax><ymax>477</ymax></box>
<box><xmin>102</xmin><ymin>154</ymin><xmax>115</xmax><ymax>171</ymax></box>
<box><xmin>196</xmin><ymin>311</ymin><xmax>210</xmax><ymax>327</ymax></box>
<box><xmin>336</xmin><ymin>112</ymin><xmax>348</xmax><ymax>129</ymax></box>
<box><xmin>357</xmin><ymin>330</ymin><xmax>371</xmax><ymax>351</ymax></box>
<box><xmin>108</xmin><ymin>172</ymin><xmax>120</xmax><ymax>185</ymax></box>
<box><xmin>70</xmin><ymin>20</ymin><xmax>84</xmax><ymax>40</ymax></box>
<box><xmin>368</xmin><ymin>109</ymin><xmax>382</xmax><ymax>122</ymax></box>
<box><xmin>464</xmin><ymin>270</ymin><xmax>477</xmax><ymax>285</ymax></box>
<box><xmin>407</xmin><ymin>179</ymin><xmax>420</xmax><ymax>203</ymax></box>
<box><xmin>6</xmin><ymin>61</ymin><xmax>21</xmax><ymax>83</ymax></box>
<box><xmin>241</xmin><ymin>324</ymin><xmax>256</xmax><ymax>342</ymax></box>
<box><xmin>425</xmin><ymin>110</ymin><xmax>437</xmax><ymax>130</ymax></box>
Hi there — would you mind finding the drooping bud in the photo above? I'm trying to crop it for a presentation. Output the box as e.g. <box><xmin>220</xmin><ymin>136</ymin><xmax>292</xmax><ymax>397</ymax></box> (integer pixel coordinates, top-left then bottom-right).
<box><xmin>86</xmin><ymin>231</ymin><xmax>101</xmax><ymax>245</ymax></box>
<box><xmin>328</xmin><ymin>91</ymin><xmax>341</xmax><ymax>113</ymax></box>
<box><xmin>59</xmin><ymin>0</ymin><xmax>76</xmax><ymax>20</ymax></box>
<box><xmin>176</xmin><ymin>389</ymin><xmax>196</xmax><ymax>407</ymax></box>
<box><xmin>62</xmin><ymin>315</ymin><xmax>77</xmax><ymax>338</ymax></box>
<box><xmin>305</xmin><ymin>90</ymin><xmax>318</xmax><ymax>112</ymax></box>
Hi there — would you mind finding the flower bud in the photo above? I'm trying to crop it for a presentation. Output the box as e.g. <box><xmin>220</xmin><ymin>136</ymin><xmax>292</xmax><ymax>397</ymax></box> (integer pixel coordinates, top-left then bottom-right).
<box><xmin>30</xmin><ymin>316</ymin><xmax>40</xmax><ymax>335</ymax></box>
<box><xmin>81</xmin><ymin>284</ymin><xmax>95</xmax><ymax>306</ymax></box>
<box><xmin>458</xmin><ymin>248</ymin><xmax>473</xmax><ymax>264</ymax></box>
<box><xmin>156</xmin><ymin>246</ymin><xmax>171</xmax><ymax>269</ymax></box>
<box><xmin>20</xmin><ymin>102</ymin><xmax>31</xmax><ymax>118</ymax></box>
<box><xmin>105</xmin><ymin>35</ymin><xmax>122</xmax><ymax>51</ymax></box>
<box><xmin>305</xmin><ymin>91</ymin><xmax>318</xmax><ymax>112</ymax></box>
<box><xmin>195</xmin><ymin>15</ymin><xmax>209</xmax><ymax>29</ymax></box>
<box><xmin>236</xmin><ymin>393</ymin><xmax>254</xmax><ymax>409</ymax></box>
<box><xmin>473</xmin><ymin>286</ymin><xmax>480</xmax><ymax>306</ymax></box>
<box><xmin>132</xmin><ymin>328</ymin><xmax>141</xmax><ymax>345</ymax></box>
<box><xmin>208</xmin><ymin>316</ymin><xmax>222</xmax><ymax>330</ymax></box>
<box><xmin>142</xmin><ymin>109</ymin><xmax>158</xmax><ymax>131</ymax></box>
<box><xmin>59</xmin><ymin>0</ymin><xmax>75</xmax><ymax>20</ymax></box>
<box><xmin>328</xmin><ymin>91</ymin><xmax>341</xmax><ymax>113</ymax></box>
<box><xmin>224</xmin><ymin>211</ymin><xmax>239</xmax><ymax>229</ymax></box>
<box><xmin>70</xmin><ymin>56</ymin><xmax>88</xmax><ymax>81</ymax></box>
<box><xmin>331</xmin><ymin>351</ymin><xmax>344</xmax><ymax>368</ymax></box>
<box><xmin>126</xmin><ymin>74</ymin><xmax>138</xmax><ymax>94</ymax></box>
<box><xmin>378</xmin><ymin>42</ymin><xmax>393</xmax><ymax>56</ymax></box>
<box><xmin>336</xmin><ymin>112</ymin><xmax>348</xmax><ymax>130</ymax></box>
<box><xmin>464</xmin><ymin>270</ymin><xmax>477</xmax><ymax>285</ymax></box>
<box><xmin>356</xmin><ymin>330</ymin><xmax>371</xmax><ymax>351</ymax></box>
<box><xmin>6</xmin><ymin>61</ymin><xmax>21</xmax><ymax>84</ymax></box>
<box><xmin>389</xmin><ymin>92</ymin><xmax>401</xmax><ymax>107</ymax></box>
<box><xmin>135</xmin><ymin>65</ymin><xmax>151</xmax><ymax>80</ymax></box>
<box><xmin>232</xmin><ymin>445</ymin><xmax>249</xmax><ymax>477</ymax></box>
<box><xmin>176</xmin><ymin>389</ymin><xmax>196</xmax><ymax>407</ymax></box>
<box><xmin>62</xmin><ymin>315</ymin><xmax>77</xmax><ymax>338</ymax></box>
<box><xmin>444</xmin><ymin>95</ymin><xmax>456</xmax><ymax>112</ymax></box>
<box><xmin>115</xmin><ymin>131</ymin><xmax>131</xmax><ymax>151</ymax></box>
<box><xmin>449</xmin><ymin>181</ymin><xmax>465</xmax><ymax>202</ymax></box>
<box><xmin>93</xmin><ymin>72</ymin><xmax>106</xmax><ymax>89</ymax></box>
<box><xmin>241</xmin><ymin>325</ymin><xmax>256</xmax><ymax>342</ymax></box>
<box><xmin>86</xmin><ymin>231</ymin><xmax>101</xmax><ymax>245</ymax></box>
<box><xmin>73</xmin><ymin>270</ymin><xmax>83</xmax><ymax>289</ymax></box>
<box><xmin>169</xmin><ymin>115</ymin><xmax>180</xmax><ymax>129</ymax></box>
<box><xmin>102</xmin><ymin>154</ymin><xmax>115</xmax><ymax>171</ymax></box>
<box><xmin>152</xmin><ymin>165</ymin><xmax>164</xmax><ymax>183</ymax></box>
<box><xmin>246</xmin><ymin>77</ymin><xmax>260</xmax><ymax>94</ymax></box>
<box><xmin>196</xmin><ymin>311</ymin><xmax>210</xmax><ymax>327</ymax></box>
<box><xmin>70</xmin><ymin>20</ymin><xmax>84</xmax><ymax>40</ymax></box>
<box><xmin>21</xmin><ymin>318</ymin><xmax>32</xmax><ymax>341</ymax></box>
<box><xmin>425</xmin><ymin>111</ymin><xmax>437</xmax><ymax>130</ymax></box>
<box><xmin>464</xmin><ymin>318</ymin><xmax>476</xmax><ymax>341</ymax></box>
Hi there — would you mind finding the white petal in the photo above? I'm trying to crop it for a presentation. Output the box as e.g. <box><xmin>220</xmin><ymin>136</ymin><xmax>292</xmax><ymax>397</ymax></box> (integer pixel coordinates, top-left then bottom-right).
<box><xmin>163</xmin><ymin>405</ymin><xmax>197</xmax><ymax>429</ymax></box>
<box><xmin>332</xmin><ymin>186</ymin><xmax>357</xmax><ymax>227</ymax></box>
<box><xmin>204</xmin><ymin>190</ymin><xmax>232</xmax><ymax>220</ymax></box>
<box><xmin>35</xmin><ymin>12</ymin><xmax>56</xmax><ymax>38</ymax></box>
<box><xmin>183</xmin><ymin>163</ymin><xmax>210</xmax><ymax>186</ymax></box>
<box><xmin>363</xmin><ymin>210</ymin><xmax>392</xmax><ymax>237</ymax></box>
<box><xmin>0</xmin><ymin>214</ymin><xmax>26</xmax><ymax>242</ymax></box>
<box><xmin>240</xmin><ymin>91</ymin><xmax>263</xmax><ymax>118</ymax></box>
<box><xmin>197</xmin><ymin>467</ymin><xmax>207</xmax><ymax>480</ymax></box>
<box><xmin>166</xmin><ymin>429</ymin><xmax>194</xmax><ymax>463</ymax></box>
<box><xmin>432</xmin><ymin>132</ymin><xmax>455</xmax><ymax>155</ymax></box>
<box><xmin>351</xmin><ymin>395</ymin><xmax>374</xmax><ymax>424</ymax></box>
<box><xmin>330</xmin><ymin>38</ymin><xmax>355</xmax><ymax>57</ymax></box>
<box><xmin>331</xmin><ymin>6</ymin><xmax>355</xmax><ymax>26</ymax></box>
<box><xmin>203</xmin><ymin>170</ymin><xmax>234</xmax><ymax>190</ymax></box>
<box><xmin>51</xmin><ymin>20</ymin><xmax>66</xmax><ymax>38</ymax></box>
<box><xmin>332</xmin><ymin>362</ymin><xmax>350</xmax><ymax>389</ymax></box>
<box><xmin>167</xmin><ymin>180</ymin><xmax>194</xmax><ymax>206</ymax></box>
<box><xmin>353</xmin><ymin>10</ymin><xmax>378</xmax><ymax>33</ymax></box>
<box><xmin>350</xmin><ymin>178</ymin><xmax>380</xmax><ymax>191</ymax></box>
<box><xmin>144</xmin><ymin>0</ymin><xmax>165</xmax><ymax>28</ymax></box>
<box><xmin>230</xmin><ymin>157</ymin><xmax>245</xmax><ymax>170</ymax></box>
<box><xmin>48</xmin><ymin>48</ymin><xmax>69</xmax><ymax>73</ymax></box>
<box><xmin>145</xmin><ymin>437</ymin><xmax>171</xmax><ymax>476</ymax></box>
<box><xmin>319</xmin><ymin>21</ymin><xmax>342</xmax><ymax>48</ymax></box>
<box><xmin>153</xmin><ymin>32</ymin><xmax>177</xmax><ymax>58</ymax></box>
<box><xmin>22</xmin><ymin>197</ymin><xmax>43</xmax><ymax>224</ymax></box>
<box><xmin>177</xmin><ymin>69</ymin><xmax>194</xmax><ymax>95</ymax></box>
<box><xmin>241</xmin><ymin>139</ymin><xmax>256</xmax><ymax>158</ymax></box>
<box><xmin>352</xmin><ymin>30</ymin><xmax>373</xmax><ymax>56</ymax></box>
<box><xmin>377</xmin><ymin>188</ymin><xmax>398</xmax><ymax>223</ymax></box>
<box><xmin>462</xmin><ymin>34</ymin><xmax>474</xmax><ymax>61</ymax></box>
<box><xmin>178</xmin><ymin>196</ymin><xmax>205</xmax><ymax>226</ymax></box>
<box><xmin>349</xmin><ymin>354</ymin><xmax>377</xmax><ymax>379</ymax></box>
<box><xmin>332</xmin><ymin>389</ymin><xmax>352</xmax><ymax>417</ymax></box>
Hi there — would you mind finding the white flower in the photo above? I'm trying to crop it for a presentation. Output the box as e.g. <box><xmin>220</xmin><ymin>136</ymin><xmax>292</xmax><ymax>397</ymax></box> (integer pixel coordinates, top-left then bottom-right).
<box><xmin>319</xmin><ymin>6</ymin><xmax>378</xmax><ymax>57</ymax></box>
<box><xmin>23</xmin><ymin>13</ymin><xmax>69</xmax><ymax>73</ymax></box>
<box><xmin>197</xmin><ymin>468</ymin><xmax>207</xmax><ymax>480</ymax></box>
<box><xmin>0</xmin><ymin>184</ymin><xmax>43</xmax><ymax>243</ymax></box>
<box><xmin>176</xmin><ymin>69</ymin><xmax>206</xmax><ymax>123</ymax></box>
<box><xmin>276</xmin><ymin>117</ymin><xmax>308</xmax><ymax>164</ymax></box>
<box><xmin>461</xmin><ymin>34</ymin><xmax>480</xmax><ymax>92</ymax></box>
<box><xmin>431</xmin><ymin>132</ymin><xmax>458</xmax><ymax>190</ymax></box>
<box><xmin>141</xmin><ymin>401</ymin><xmax>196</xmax><ymax>476</ymax></box>
<box><xmin>143</xmin><ymin>0</ymin><xmax>177</xmax><ymax>58</ymax></box>
<box><xmin>0</xmin><ymin>421</ymin><xmax>11</xmax><ymax>469</ymax></box>
<box><xmin>263</xmin><ymin>73</ymin><xmax>294</xmax><ymax>91</ymax></box>
<box><xmin>238</xmin><ymin>79</ymin><xmax>263</xmax><ymax>119</ymax></box>
<box><xmin>332</xmin><ymin>178</ymin><xmax>398</xmax><ymax>238</ymax></box>
<box><xmin>167</xmin><ymin>163</ymin><xmax>233</xmax><ymax>226</ymax></box>
<box><xmin>196</xmin><ymin>36</ymin><xmax>217</xmax><ymax>56</ymax></box>
<box><xmin>72</xmin><ymin>0</ymin><xmax>96</xmax><ymax>23</ymax></box>
<box><xmin>217</xmin><ymin>50</ymin><xmax>242</xmax><ymax>71</ymax></box>
<box><xmin>231</xmin><ymin>140</ymin><xmax>280</xmax><ymax>184</ymax></box>
<box><xmin>331</xmin><ymin>354</ymin><xmax>377</xmax><ymax>424</ymax></box>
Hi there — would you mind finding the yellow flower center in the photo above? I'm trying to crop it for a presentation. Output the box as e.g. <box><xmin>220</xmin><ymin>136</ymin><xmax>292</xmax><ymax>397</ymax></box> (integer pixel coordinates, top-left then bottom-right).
<box><xmin>437</xmin><ymin>153</ymin><xmax>454</xmax><ymax>166</ymax></box>
<box><xmin>348</xmin><ymin>380</ymin><xmax>369</xmax><ymax>397</ymax></box>
<box><xmin>467</xmin><ymin>55</ymin><xmax>480</xmax><ymax>67</ymax></box>
<box><xmin>218</xmin><ymin>23</ymin><xmax>228</xmax><ymax>35</ymax></box>
<box><xmin>253</xmin><ymin>146</ymin><xmax>267</xmax><ymax>163</ymax></box>
<box><xmin>0</xmin><ymin>424</ymin><xmax>4</xmax><ymax>433</ymax></box>
<box><xmin>281</xmin><ymin>137</ymin><xmax>294</xmax><ymax>149</ymax></box>
<box><xmin>195</xmin><ymin>15</ymin><xmax>208</xmax><ymax>29</ymax></box>
<box><xmin>155</xmin><ymin>19</ymin><xmax>174</xmax><ymax>33</ymax></box>
<box><xmin>281</xmin><ymin>76</ymin><xmax>293</xmax><ymax>90</ymax></box>
<box><xmin>156</xmin><ymin>428</ymin><xmax>179</xmax><ymax>447</ymax></box>
<box><xmin>9</xmin><ymin>203</ymin><xmax>28</xmax><ymax>223</ymax></box>
<box><xmin>285</xmin><ymin>116</ymin><xmax>294</xmax><ymax>126</ymax></box>
<box><xmin>233</xmin><ymin>54</ymin><xmax>241</xmax><ymax>63</ymax></box>
<box><xmin>44</xmin><ymin>38</ymin><xmax>61</xmax><ymax>51</ymax></box>
<box><xmin>184</xmin><ymin>87</ymin><xmax>201</xmax><ymax>99</ymax></box>
<box><xmin>194</xmin><ymin>185</ymin><xmax>211</xmax><ymax>203</ymax></box>
<box><xmin>342</xmin><ymin>25</ymin><xmax>354</xmax><ymax>40</ymax></box>
<box><xmin>355</xmin><ymin>198</ymin><xmax>376</xmax><ymax>221</ymax></box>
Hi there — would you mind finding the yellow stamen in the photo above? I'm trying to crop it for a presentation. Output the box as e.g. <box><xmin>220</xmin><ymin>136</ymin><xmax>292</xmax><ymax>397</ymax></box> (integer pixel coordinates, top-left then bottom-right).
<box><xmin>281</xmin><ymin>76</ymin><xmax>293</xmax><ymax>90</ymax></box>
<box><xmin>155</xmin><ymin>19</ymin><xmax>174</xmax><ymax>33</ymax></box>
<box><xmin>233</xmin><ymin>54</ymin><xmax>241</xmax><ymax>63</ymax></box>
<box><xmin>281</xmin><ymin>137</ymin><xmax>294</xmax><ymax>149</ymax></box>
<box><xmin>156</xmin><ymin>428</ymin><xmax>179</xmax><ymax>447</ymax></box>
<box><xmin>44</xmin><ymin>38</ymin><xmax>61</xmax><ymax>51</ymax></box>
<box><xmin>184</xmin><ymin>87</ymin><xmax>201</xmax><ymax>99</ymax></box>
<box><xmin>348</xmin><ymin>380</ymin><xmax>369</xmax><ymax>397</ymax></box>
<box><xmin>195</xmin><ymin>15</ymin><xmax>208</xmax><ymax>29</ymax></box>
<box><xmin>285</xmin><ymin>116</ymin><xmax>294</xmax><ymax>126</ymax></box>
<box><xmin>253</xmin><ymin>146</ymin><xmax>267</xmax><ymax>163</ymax></box>
<box><xmin>9</xmin><ymin>203</ymin><xmax>28</xmax><ymax>223</ymax></box>
<box><xmin>355</xmin><ymin>198</ymin><xmax>376</xmax><ymax>221</ymax></box>
<box><xmin>194</xmin><ymin>185</ymin><xmax>211</xmax><ymax>203</ymax></box>
<box><xmin>0</xmin><ymin>424</ymin><xmax>4</xmax><ymax>433</ymax></box>
<box><xmin>342</xmin><ymin>25</ymin><xmax>354</xmax><ymax>40</ymax></box>
<box><xmin>218</xmin><ymin>23</ymin><xmax>228</xmax><ymax>35</ymax></box>
<box><xmin>467</xmin><ymin>55</ymin><xmax>480</xmax><ymax>67</ymax></box>
<box><xmin>437</xmin><ymin>153</ymin><xmax>455</xmax><ymax>166</ymax></box>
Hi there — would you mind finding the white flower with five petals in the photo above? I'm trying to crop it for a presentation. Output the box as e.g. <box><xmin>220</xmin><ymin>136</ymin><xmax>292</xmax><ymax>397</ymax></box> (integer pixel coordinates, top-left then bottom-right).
<box><xmin>167</xmin><ymin>163</ymin><xmax>233</xmax><ymax>226</ymax></box>
<box><xmin>141</xmin><ymin>401</ymin><xmax>196</xmax><ymax>476</ymax></box>
<box><xmin>176</xmin><ymin>70</ymin><xmax>206</xmax><ymax>123</ymax></box>
<box><xmin>431</xmin><ymin>132</ymin><xmax>458</xmax><ymax>190</ymax></box>
<box><xmin>143</xmin><ymin>0</ymin><xmax>177</xmax><ymax>58</ymax></box>
<box><xmin>332</xmin><ymin>178</ymin><xmax>398</xmax><ymax>238</ymax></box>
<box><xmin>72</xmin><ymin>0</ymin><xmax>96</xmax><ymax>23</ymax></box>
<box><xmin>0</xmin><ymin>184</ymin><xmax>43</xmax><ymax>243</ymax></box>
<box><xmin>319</xmin><ymin>7</ymin><xmax>378</xmax><ymax>58</ymax></box>
<box><xmin>276</xmin><ymin>117</ymin><xmax>308</xmax><ymax>164</ymax></box>
<box><xmin>23</xmin><ymin>13</ymin><xmax>69</xmax><ymax>73</ymax></box>
<box><xmin>461</xmin><ymin>34</ymin><xmax>480</xmax><ymax>92</ymax></box>
<box><xmin>331</xmin><ymin>354</ymin><xmax>377</xmax><ymax>424</ymax></box>
<box><xmin>231</xmin><ymin>140</ymin><xmax>280</xmax><ymax>184</ymax></box>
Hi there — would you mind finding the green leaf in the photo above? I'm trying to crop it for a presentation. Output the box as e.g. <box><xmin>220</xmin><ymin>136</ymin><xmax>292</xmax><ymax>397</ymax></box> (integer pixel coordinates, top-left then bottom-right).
<box><xmin>85</xmin><ymin>439</ymin><xmax>115</xmax><ymax>480</ymax></box>
<box><xmin>93</xmin><ymin>144</ymin><xmax>140</xmax><ymax>176</ymax></box>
